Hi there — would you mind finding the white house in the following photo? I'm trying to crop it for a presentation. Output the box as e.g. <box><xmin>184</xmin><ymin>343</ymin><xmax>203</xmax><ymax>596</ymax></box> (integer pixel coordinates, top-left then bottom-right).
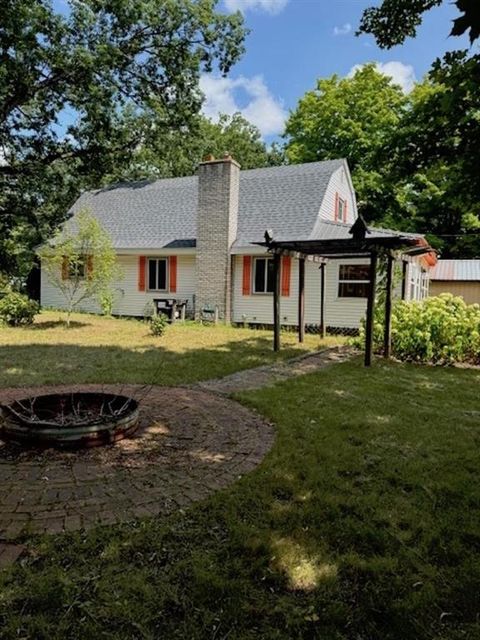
<box><xmin>40</xmin><ymin>156</ymin><xmax>434</xmax><ymax>330</ymax></box>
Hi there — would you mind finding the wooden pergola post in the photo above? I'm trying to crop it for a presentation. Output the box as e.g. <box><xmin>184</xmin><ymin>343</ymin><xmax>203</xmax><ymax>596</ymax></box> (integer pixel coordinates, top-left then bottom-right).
<box><xmin>401</xmin><ymin>259</ymin><xmax>408</xmax><ymax>300</ymax></box>
<box><xmin>319</xmin><ymin>262</ymin><xmax>326</xmax><ymax>339</ymax></box>
<box><xmin>298</xmin><ymin>257</ymin><xmax>305</xmax><ymax>343</ymax></box>
<box><xmin>364</xmin><ymin>250</ymin><xmax>378</xmax><ymax>367</ymax></box>
<box><xmin>384</xmin><ymin>253</ymin><xmax>394</xmax><ymax>358</ymax></box>
<box><xmin>273</xmin><ymin>252</ymin><xmax>281</xmax><ymax>352</ymax></box>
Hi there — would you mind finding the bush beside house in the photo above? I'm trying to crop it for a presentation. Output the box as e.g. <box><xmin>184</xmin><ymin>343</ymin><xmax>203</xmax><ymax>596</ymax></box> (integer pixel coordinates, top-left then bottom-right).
<box><xmin>357</xmin><ymin>294</ymin><xmax>480</xmax><ymax>364</ymax></box>
<box><xmin>0</xmin><ymin>291</ymin><xmax>39</xmax><ymax>326</ymax></box>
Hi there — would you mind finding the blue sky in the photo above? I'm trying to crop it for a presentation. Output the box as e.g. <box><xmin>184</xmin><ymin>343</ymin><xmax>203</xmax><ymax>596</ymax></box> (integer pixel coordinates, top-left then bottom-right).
<box><xmin>51</xmin><ymin>0</ymin><xmax>474</xmax><ymax>141</ymax></box>
<box><xmin>199</xmin><ymin>0</ymin><xmax>474</xmax><ymax>140</ymax></box>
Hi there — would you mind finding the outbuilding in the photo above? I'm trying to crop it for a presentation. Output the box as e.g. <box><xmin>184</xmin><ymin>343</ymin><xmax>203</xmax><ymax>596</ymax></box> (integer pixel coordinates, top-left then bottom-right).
<box><xmin>429</xmin><ymin>260</ymin><xmax>480</xmax><ymax>304</ymax></box>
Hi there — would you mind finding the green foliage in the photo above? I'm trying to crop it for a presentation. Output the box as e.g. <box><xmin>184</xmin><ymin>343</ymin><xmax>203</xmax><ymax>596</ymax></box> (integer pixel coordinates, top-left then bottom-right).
<box><xmin>105</xmin><ymin>112</ymin><xmax>284</xmax><ymax>183</ymax></box>
<box><xmin>150</xmin><ymin>313</ymin><xmax>169</xmax><ymax>337</ymax></box>
<box><xmin>0</xmin><ymin>291</ymin><xmax>39</xmax><ymax>326</ymax></box>
<box><xmin>0</xmin><ymin>0</ymin><xmax>246</xmax><ymax>278</ymax></box>
<box><xmin>358</xmin><ymin>0</ymin><xmax>479</xmax><ymax>48</ymax></box>
<box><xmin>285</xmin><ymin>64</ymin><xmax>406</xmax><ymax>221</ymax></box>
<box><xmin>98</xmin><ymin>289</ymin><xmax>116</xmax><ymax>317</ymax></box>
<box><xmin>285</xmin><ymin>53</ymin><xmax>480</xmax><ymax>256</ymax></box>
<box><xmin>38</xmin><ymin>210</ymin><xmax>121</xmax><ymax>326</ymax></box>
<box><xmin>387</xmin><ymin>51</ymin><xmax>480</xmax><ymax>257</ymax></box>
<box><xmin>357</xmin><ymin>294</ymin><xmax>480</xmax><ymax>364</ymax></box>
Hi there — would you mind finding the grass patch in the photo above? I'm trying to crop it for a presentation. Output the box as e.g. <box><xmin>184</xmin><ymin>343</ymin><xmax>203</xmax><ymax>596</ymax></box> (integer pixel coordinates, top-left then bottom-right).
<box><xmin>0</xmin><ymin>310</ymin><xmax>338</xmax><ymax>387</ymax></box>
<box><xmin>1</xmin><ymin>360</ymin><xmax>479</xmax><ymax>639</ymax></box>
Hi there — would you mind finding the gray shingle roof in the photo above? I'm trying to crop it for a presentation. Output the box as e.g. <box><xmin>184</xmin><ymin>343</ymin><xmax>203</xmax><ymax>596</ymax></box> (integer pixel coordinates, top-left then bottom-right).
<box><xmin>430</xmin><ymin>260</ymin><xmax>480</xmax><ymax>281</ymax></box>
<box><xmin>70</xmin><ymin>159</ymin><xmax>345</xmax><ymax>249</ymax></box>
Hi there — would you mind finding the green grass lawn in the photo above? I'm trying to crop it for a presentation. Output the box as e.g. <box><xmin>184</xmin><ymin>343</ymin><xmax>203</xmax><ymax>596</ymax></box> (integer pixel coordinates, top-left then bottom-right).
<box><xmin>1</xmin><ymin>359</ymin><xmax>479</xmax><ymax>639</ymax></box>
<box><xmin>0</xmin><ymin>310</ymin><xmax>337</xmax><ymax>387</ymax></box>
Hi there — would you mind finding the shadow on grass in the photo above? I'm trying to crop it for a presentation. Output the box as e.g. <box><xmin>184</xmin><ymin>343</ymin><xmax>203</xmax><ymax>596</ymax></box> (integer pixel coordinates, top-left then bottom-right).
<box><xmin>0</xmin><ymin>361</ymin><xmax>480</xmax><ymax>640</ymax></box>
<box><xmin>0</xmin><ymin>335</ymin><xmax>310</xmax><ymax>388</ymax></box>
<box><xmin>26</xmin><ymin>320</ymin><xmax>90</xmax><ymax>330</ymax></box>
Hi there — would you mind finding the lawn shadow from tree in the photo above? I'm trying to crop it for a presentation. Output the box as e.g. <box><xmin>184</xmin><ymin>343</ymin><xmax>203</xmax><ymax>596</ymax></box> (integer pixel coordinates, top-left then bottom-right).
<box><xmin>27</xmin><ymin>320</ymin><xmax>89</xmax><ymax>330</ymax></box>
<box><xmin>0</xmin><ymin>335</ymin><xmax>308</xmax><ymax>388</ymax></box>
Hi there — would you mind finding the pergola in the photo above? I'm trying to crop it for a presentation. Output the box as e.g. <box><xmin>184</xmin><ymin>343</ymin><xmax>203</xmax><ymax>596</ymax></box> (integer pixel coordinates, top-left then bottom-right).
<box><xmin>259</xmin><ymin>217</ymin><xmax>436</xmax><ymax>367</ymax></box>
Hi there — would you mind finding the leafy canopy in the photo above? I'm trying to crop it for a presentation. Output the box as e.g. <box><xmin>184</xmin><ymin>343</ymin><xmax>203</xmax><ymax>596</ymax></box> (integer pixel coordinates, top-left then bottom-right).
<box><xmin>0</xmin><ymin>0</ymin><xmax>246</xmax><ymax>277</ymax></box>
<box><xmin>284</xmin><ymin>64</ymin><xmax>406</xmax><ymax>221</ymax></box>
<box><xmin>104</xmin><ymin>112</ymin><xmax>284</xmax><ymax>183</ymax></box>
<box><xmin>358</xmin><ymin>0</ymin><xmax>480</xmax><ymax>48</ymax></box>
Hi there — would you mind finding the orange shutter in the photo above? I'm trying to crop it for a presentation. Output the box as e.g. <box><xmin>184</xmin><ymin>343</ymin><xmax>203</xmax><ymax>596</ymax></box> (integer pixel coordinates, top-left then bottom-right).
<box><xmin>138</xmin><ymin>256</ymin><xmax>146</xmax><ymax>291</ymax></box>
<box><xmin>86</xmin><ymin>255</ymin><xmax>93</xmax><ymax>279</ymax></box>
<box><xmin>169</xmin><ymin>256</ymin><xmax>177</xmax><ymax>293</ymax></box>
<box><xmin>281</xmin><ymin>256</ymin><xmax>291</xmax><ymax>296</ymax></box>
<box><xmin>62</xmin><ymin>257</ymin><xmax>69</xmax><ymax>280</ymax></box>
<box><xmin>242</xmin><ymin>256</ymin><xmax>252</xmax><ymax>296</ymax></box>
<box><xmin>334</xmin><ymin>192</ymin><xmax>339</xmax><ymax>221</ymax></box>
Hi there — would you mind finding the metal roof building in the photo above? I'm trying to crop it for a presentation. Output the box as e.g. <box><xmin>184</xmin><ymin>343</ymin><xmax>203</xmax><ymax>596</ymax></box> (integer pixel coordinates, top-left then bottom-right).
<box><xmin>429</xmin><ymin>260</ymin><xmax>480</xmax><ymax>304</ymax></box>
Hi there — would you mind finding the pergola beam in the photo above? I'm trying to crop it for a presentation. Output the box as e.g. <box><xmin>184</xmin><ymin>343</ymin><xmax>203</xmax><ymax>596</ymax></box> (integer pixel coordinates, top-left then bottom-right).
<box><xmin>267</xmin><ymin>248</ymin><xmax>326</xmax><ymax>264</ymax></box>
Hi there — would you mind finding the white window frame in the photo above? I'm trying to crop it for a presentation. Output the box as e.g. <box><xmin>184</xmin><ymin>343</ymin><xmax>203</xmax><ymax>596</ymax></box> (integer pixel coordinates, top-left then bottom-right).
<box><xmin>253</xmin><ymin>256</ymin><xmax>275</xmax><ymax>295</ymax></box>
<box><xmin>337</xmin><ymin>197</ymin><xmax>347</xmax><ymax>223</ymax></box>
<box><xmin>147</xmin><ymin>257</ymin><xmax>168</xmax><ymax>292</ymax></box>
<box><xmin>338</xmin><ymin>264</ymin><xmax>370</xmax><ymax>299</ymax></box>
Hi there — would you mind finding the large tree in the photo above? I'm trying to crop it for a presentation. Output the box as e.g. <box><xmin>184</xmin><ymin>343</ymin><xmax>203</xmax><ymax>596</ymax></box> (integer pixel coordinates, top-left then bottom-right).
<box><xmin>284</xmin><ymin>64</ymin><xmax>406</xmax><ymax>222</ymax></box>
<box><xmin>385</xmin><ymin>52</ymin><xmax>480</xmax><ymax>256</ymax></box>
<box><xmin>104</xmin><ymin>112</ymin><xmax>284</xmax><ymax>182</ymax></box>
<box><xmin>0</xmin><ymin>0</ymin><xmax>245</xmax><ymax>277</ymax></box>
<box><xmin>358</xmin><ymin>0</ymin><xmax>480</xmax><ymax>48</ymax></box>
<box><xmin>357</xmin><ymin>0</ymin><xmax>480</xmax><ymax>257</ymax></box>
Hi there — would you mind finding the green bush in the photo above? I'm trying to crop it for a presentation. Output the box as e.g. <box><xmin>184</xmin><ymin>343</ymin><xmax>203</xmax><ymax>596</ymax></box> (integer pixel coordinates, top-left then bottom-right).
<box><xmin>356</xmin><ymin>294</ymin><xmax>480</xmax><ymax>364</ymax></box>
<box><xmin>149</xmin><ymin>313</ymin><xmax>169</xmax><ymax>337</ymax></box>
<box><xmin>0</xmin><ymin>292</ymin><xmax>40</xmax><ymax>327</ymax></box>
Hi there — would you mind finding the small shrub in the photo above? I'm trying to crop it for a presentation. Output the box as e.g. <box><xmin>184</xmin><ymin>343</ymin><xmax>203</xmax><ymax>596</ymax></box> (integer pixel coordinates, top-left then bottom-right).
<box><xmin>0</xmin><ymin>292</ymin><xmax>40</xmax><ymax>326</ymax></box>
<box><xmin>356</xmin><ymin>294</ymin><xmax>480</xmax><ymax>364</ymax></box>
<box><xmin>150</xmin><ymin>313</ymin><xmax>169</xmax><ymax>337</ymax></box>
<box><xmin>99</xmin><ymin>289</ymin><xmax>115</xmax><ymax>316</ymax></box>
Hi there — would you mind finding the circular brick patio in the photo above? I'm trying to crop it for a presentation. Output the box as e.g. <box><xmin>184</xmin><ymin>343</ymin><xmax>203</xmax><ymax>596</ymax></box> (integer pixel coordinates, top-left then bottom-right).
<box><xmin>0</xmin><ymin>385</ymin><xmax>275</xmax><ymax>539</ymax></box>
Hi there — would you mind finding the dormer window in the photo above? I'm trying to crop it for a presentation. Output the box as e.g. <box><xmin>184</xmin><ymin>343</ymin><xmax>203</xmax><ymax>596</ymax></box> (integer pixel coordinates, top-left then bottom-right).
<box><xmin>337</xmin><ymin>196</ymin><xmax>347</xmax><ymax>223</ymax></box>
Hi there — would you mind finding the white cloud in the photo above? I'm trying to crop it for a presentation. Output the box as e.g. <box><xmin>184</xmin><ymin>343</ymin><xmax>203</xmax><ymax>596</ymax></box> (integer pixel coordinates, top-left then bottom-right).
<box><xmin>224</xmin><ymin>0</ymin><xmax>288</xmax><ymax>15</ymax></box>
<box><xmin>333</xmin><ymin>23</ymin><xmax>352</xmax><ymax>36</ymax></box>
<box><xmin>348</xmin><ymin>61</ymin><xmax>417</xmax><ymax>93</ymax></box>
<box><xmin>199</xmin><ymin>74</ymin><xmax>287</xmax><ymax>137</ymax></box>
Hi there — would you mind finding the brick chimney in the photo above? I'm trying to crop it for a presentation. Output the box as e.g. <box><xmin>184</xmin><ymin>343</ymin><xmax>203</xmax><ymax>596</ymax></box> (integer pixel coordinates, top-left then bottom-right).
<box><xmin>195</xmin><ymin>154</ymin><xmax>240</xmax><ymax>322</ymax></box>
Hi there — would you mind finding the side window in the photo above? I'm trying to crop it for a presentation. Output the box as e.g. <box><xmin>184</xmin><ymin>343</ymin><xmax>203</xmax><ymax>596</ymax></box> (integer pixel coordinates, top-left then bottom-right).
<box><xmin>147</xmin><ymin>258</ymin><xmax>168</xmax><ymax>291</ymax></box>
<box><xmin>253</xmin><ymin>257</ymin><xmax>275</xmax><ymax>294</ymax></box>
<box><xmin>338</xmin><ymin>264</ymin><xmax>370</xmax><ymax>298</ymax></box>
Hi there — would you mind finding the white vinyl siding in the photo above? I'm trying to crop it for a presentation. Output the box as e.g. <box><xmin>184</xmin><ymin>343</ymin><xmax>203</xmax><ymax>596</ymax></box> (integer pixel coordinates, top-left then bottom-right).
<box><xmin>41</xmin><ymin>253</ymin><xmax>196</xmax><ymax>317</ymax></box>
<box><xmin>317</xmin><ymin>165</ymin><xmax>357</xmax><ymax>225</ymax></box>
<box><xmin>232</xmin><ymin>255</ymin><xmax>369</xmax><ymax>329</ymax></box>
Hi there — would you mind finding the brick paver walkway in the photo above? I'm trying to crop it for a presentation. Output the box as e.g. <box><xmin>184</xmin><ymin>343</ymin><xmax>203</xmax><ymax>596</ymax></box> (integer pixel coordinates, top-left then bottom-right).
<box><xmin>0</xmin><ymin>345</ymin><xmax>353</xmax><ymax>556</ymax></box>
<box><xmin>0</xmin><ymin>385</ymin><xmax>274</xmax><ymax>541</ymax></box>
<box><xmin>195</xmin><ymin>345</ymin><xmax>355</xmax><ymax>395</ymax></box>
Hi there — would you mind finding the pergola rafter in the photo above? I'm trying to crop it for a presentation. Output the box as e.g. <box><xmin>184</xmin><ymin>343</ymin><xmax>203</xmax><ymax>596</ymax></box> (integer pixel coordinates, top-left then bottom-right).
<box><xmin>257</xmin><ymin>219</ymin><xmax>436</xmax><ymax>366</ymax></box>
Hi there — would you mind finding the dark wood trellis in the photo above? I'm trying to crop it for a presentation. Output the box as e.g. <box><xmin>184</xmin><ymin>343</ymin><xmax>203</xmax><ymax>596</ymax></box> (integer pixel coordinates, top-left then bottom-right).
<box><xmin>260</xmin><ymin>220</ymin><xmax>435</xmax><ymax>366</ymax></box>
